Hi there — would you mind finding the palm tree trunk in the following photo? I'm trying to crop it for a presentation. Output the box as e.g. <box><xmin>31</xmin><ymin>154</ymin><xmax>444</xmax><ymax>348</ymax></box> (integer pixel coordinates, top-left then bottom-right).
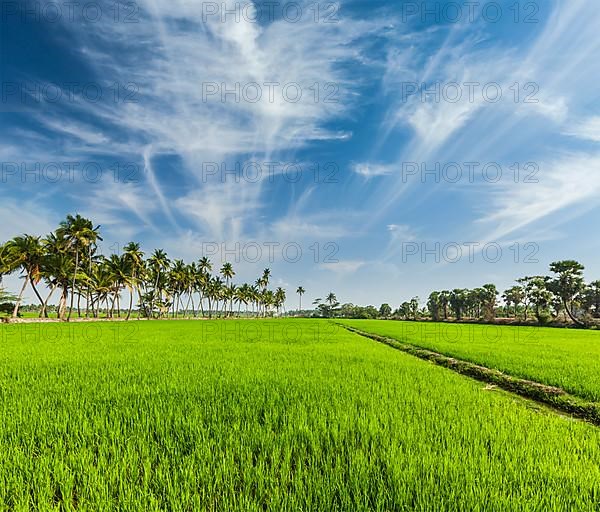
<box><xmin>109</xmin><ymin>293</ymin><xmax>117</xmax><ymax>318</ymax></box>
<box><xmin>40</xmin><ymin>282</ymin><xmax>59</xmax><ymax>318</ymax></box>
<box><xmin>68</xmin><ymin>248</ymin><xmax>79</xmax><ymax>320</ymax></box>
<box><xmin>58</xmin><ymin>287</ymin><xmax>68</xmax><ymax>321</ymax></box>
<box><xmin>135</xmin><ymin>286</ymin><xmax>143</xmax><ymax>319</ymax></box>
<box><xmin>186</xmin><ymin>293</ymin><xmax>193</xmax><ymax>319</ymax></box>
<box><xmin>126</xmin><ymin>288</ymin><xmax>133</xmax><ymax>321</ymax></box>
<box><xmin>29</xmin><ymin>277</ymin><xmax>45</xmax><ymax>308</ymax></box>
<box><xmin>12</xmin><ymin>277</ymin><xmax>29</xmax><ymax>318</ymax></box>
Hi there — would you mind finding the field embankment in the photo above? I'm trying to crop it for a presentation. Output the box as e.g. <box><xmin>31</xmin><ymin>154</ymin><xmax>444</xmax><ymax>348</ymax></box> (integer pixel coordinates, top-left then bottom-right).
<box><xmin>338</xmin><ymin>319</ymin><xmax>600</xmax><ymax>402</ymax></box>
<box><xmin>340</xmin><ymin>323</ymin><xmax>600</xmax><ymax>426</ymax></box>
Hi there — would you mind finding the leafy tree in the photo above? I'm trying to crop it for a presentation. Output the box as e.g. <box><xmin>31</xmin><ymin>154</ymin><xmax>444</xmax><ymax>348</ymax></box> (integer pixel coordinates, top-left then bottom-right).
<box><xmin>582</xmin><ymin>281</ymin><xmax>600</xmax><ymax>319</ymax></box>
<box><xmin>379</xmin><ymin>303</ymin><xmax>392</xmax><ymax>318</ymax></box>
<box><xmin>480</xmin><ymin>284</ymin><xmax>498</xmax><ymax>322</ymax></box>
<box><xmin>548</xmin><ymin>260</ymin><xmax>586</xmax><ymax>326</ymax></box>
<box><xmin>427</xmin><ymin>292</ymin><xmax>441</xmax><ymax>321</ymax></box>
<box><xmin>502</xmin><ymin>285</ymin><xmax>524</xmax><ymax>318</ymax></box>
<box><xmin>409</xmin><ymin>297</ymin><xmax>420</xmax><ymax>320</ymax></box>
<box><xmin>519</xmin><ymin>276</ymin><xmax>553</xmax><ymax>324</ymax></box>
<box><xmin>450</xmin><ymin>289</ymin><xmax>467</xmax><ymax>320</ymax></box>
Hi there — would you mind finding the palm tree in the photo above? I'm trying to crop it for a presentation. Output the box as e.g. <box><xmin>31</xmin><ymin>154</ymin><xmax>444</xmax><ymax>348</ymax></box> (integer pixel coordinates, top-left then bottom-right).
<box><xmin>170</xmin><ymin>259</ymin><xmax>187</xmax><ymax>317</ymax></box>
<box><xmin>205</xmin><ymin>276</ymin><xmax>223</xmax><ymax>319</ymax></box>
<box><xmin>262</xmin><ymin>268</ymin><xmax>271</xmax><ymax>288</ymax></box>
<box><xmin>275</xmin><ymin>287</ymin><xmax>286</xmax><ymax>316</ymax></box>
<box><xmin>183</xmin><ymin>262</ymin><xmax>197</xmax><ymax>318</ymax></box>
<box><xmin>123</xmin><ymin>242</ymin><xmax>144</xmax><ymax>320</ymax></box>
<box><xmin>263</xmin><ymin>289</ymin><xmax>275</xmax><ymax>317</ymax></box>
<box><xmin>296</xmin><ymin>286</ymin><xmax>305</xmax><ymax>314</ymax></box>
<box><xmin>6</xmin><ymin>235</ymin><xmax>46</xmax><ymax>317</ymax></box>
<box><xmin>0</xmin><ymin>243</ymin><xmax>14</xmax><ymax>287</ymax></box>
<box><xmin>56</xmin><ymin>214</ymin><xmax>102</xmax><ymax>320</ymax></box>
<box><xmin>104</xmin><ymin>254</ymin><xmax>132</xmax><ymax>318</ymax></box>
<box><xmin>250</xmin><ymin>284</ymin><xmax>259</xmax><ymax>316</ymax></box>
<box><xmin>196</xmin><ymin>257</ymin><xmax>212</xmax><ymax>317</ymax></box>
<box><xmin>325</xmin><ymin>292</ymin><xmax>339</xmax><ymax>318</ymax></box>
<box><xmin>43</xmin><ymin>235</ymin><xmax>74</xmax><ymax>321</ymax></box>
<box><xmin>235</xmin><ymin>284</ymin><xmax>250</xmax><ymax>317</ymax></box>
<box><xmin>147</xmin><ymin>249</ymin><xmax>170</xmax><ymax>318</ymax></box>
<box><xmin>220</xmin><ymin>263</ymin><xmax>235</xmax><ymax>316</ymax></box>
<box><xmin>220</xmin><ymin>262</ymin><xmax>235</xmax><ymax>284</ymax></box>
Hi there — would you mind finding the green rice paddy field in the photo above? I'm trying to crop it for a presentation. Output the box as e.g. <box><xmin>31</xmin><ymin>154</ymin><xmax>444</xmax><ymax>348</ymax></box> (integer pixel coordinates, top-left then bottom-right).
<box><xmin>1</xmin><ymin>319</ymin><xmax>600</xmax><ymax>510</ymax></box>
<box><xmin>339</xmin><ymin>320</ymin><xmax>600</xmax><ymax>402</ymax></box>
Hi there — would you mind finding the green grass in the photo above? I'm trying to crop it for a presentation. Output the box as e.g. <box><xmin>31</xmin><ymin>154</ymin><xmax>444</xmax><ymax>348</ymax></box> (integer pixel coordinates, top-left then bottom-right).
<box><xmin>1</xmin><ymin>319</ymin><xmax>600</xmax><ymax>510</ymax></box>
<box><xmin>338</xmin><ymin>319</ymin><xmax>600</xmax><ymax>402</ymax></box>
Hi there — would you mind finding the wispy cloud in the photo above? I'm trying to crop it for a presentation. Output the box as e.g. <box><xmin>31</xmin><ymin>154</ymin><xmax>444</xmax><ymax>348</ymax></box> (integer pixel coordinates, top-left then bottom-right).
<box><xmin>566</xmin><ymin>117</ymin><xmax>600</xmax><ymax>143</ymax></box>
<box><xmin>352</xmin><ymin>162</ymin><xmax>395</xmax><ymax>178</ymax></box>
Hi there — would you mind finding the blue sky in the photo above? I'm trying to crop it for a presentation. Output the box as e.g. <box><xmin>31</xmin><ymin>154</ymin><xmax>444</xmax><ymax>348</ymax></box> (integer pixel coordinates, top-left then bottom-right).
<box><xmin>2</xmin><ymin>0</ymin><xmax>600</xmax><ymax>307</ymax></box>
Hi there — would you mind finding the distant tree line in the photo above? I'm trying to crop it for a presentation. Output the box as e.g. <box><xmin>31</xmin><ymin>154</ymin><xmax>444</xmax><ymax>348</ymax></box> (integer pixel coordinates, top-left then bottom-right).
<box><xmin>308</xmin><ymin>261</ymin><xmax>600</xmax><ymax>328</ymax></box>
<box><xmin>421</xmin><ymin>261</ymin><xmax>599</xmax><ymax>327</ymax></box>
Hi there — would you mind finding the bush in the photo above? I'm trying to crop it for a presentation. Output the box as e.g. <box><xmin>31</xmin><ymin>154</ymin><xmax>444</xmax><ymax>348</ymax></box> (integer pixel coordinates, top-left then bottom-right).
<box><xmin>0</xmin><ymin>303</ymin><xmax>16</xmax><ymax>315</ymax></box>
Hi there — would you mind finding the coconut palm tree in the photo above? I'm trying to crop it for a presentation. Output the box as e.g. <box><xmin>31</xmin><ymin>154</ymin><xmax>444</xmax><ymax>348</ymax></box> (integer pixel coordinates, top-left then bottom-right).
<box><xmin>220</xmin><ymin>262</ymin><xmax>235</xmax><ymax>316</ymax></box>
<box><xmin>169</xmin><ymin>259</ymin><xmax>187</xmax><ymax>318</ymax></box>
<box><xmin>296</xmin><ymin>286</ymin><xmax>305</xmax><ymax>314</ymax></box>
<box><xmin>205</xmin><ymin>276</ymin><xmax>223</xmax><ymax>319</ymax></box>
<box><xmin>6</xmin><ymin>235</ymin><xmax>46</xmax><ymax>317</ymax></box>
<box><xmin>263</xmin><ymin>289</ymin><xmax>275</xmax><ymax>317</ymax></box>
<box><xmin>196</xmin><ymin>257</ymin><xmax>212</xmax><ymax>317</ymax></box>
<box><xmin>147</xmin><ymin>249</ymin><xmax>170</xmax><ymax>318</ymax></box>
<box><xmin>0</xmin><ymin>243</ymin><xmax>14</xmax><ymax>287</ymax></box>
<box><xmin>123</xmin><ymin>242</ymin><xmax>144</xmax><ymax>320</ymax></box>
<box><xmin>56</xmin><ymin>214</ymin><xmax>102</xmax><ymax>320</ymax></box>
<box><xmin>104</xmin><ymin>254</ymin><xmax>130</xmax><ymax>318</ymax></box>
<box><xmin>262</xmin><ymin>268</ymin><xmax>271</xmax><ymax>288</ymax></box>
<box><xmin>182</xmin><ymin>262</ymin><xmax>197</xmax><ymax>318</ymax></box>
<box><xmin>235</xmin><ymin>284</ymin><xmax>250</xmax><ymax>317</ymax></box>
<box><xmin>220</xmin><ymin>262</ymin><xmax>235</xmax><ymax>284</ymax></box>
<box><xmin>275</xmin><ymin>287</ymin><xmax>286</xmax><ymax>316</ymax></box>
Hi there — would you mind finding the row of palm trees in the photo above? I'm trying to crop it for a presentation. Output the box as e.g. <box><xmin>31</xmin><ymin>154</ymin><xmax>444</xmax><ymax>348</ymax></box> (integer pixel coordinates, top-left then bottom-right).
<box><xmin>0</xmin><ymin>214</ymin><xmax>307</xmax><ymax>321</ymax></box>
